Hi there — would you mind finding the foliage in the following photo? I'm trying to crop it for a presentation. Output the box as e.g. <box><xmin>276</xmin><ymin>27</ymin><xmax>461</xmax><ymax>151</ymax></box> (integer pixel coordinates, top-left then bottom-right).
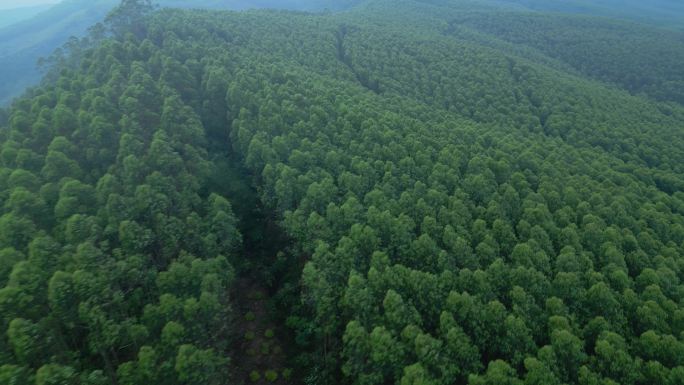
<box><xmin>265</xmin><ymin>369</ymin><xmax>279</xmax><ymax>382</ymax></box>
<box><xmin>0</xmin><ymin>0</ymin><xmax>684</xmax><ymax>384</ymax></box>
<box><xmin>451</xmin><ymin>11</ymin><xmax>684</xmax><ymax>104</ymax></box>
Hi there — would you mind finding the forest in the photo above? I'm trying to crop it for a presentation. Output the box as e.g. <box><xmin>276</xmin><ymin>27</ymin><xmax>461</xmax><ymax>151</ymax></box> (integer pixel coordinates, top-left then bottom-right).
<box><xmin>1</xmin><ymin>0</ymin><xmax>684</xmax><ymax>384</ymax></box>
<box><xmin>0</xmin><ymin>0</ymin><xmax>362</xmax><ymax>105</ymax></box>
<box><xmin>493</xmin><ymin>0</ymin><xmax>684</xmax><ymax>30</ymax></box>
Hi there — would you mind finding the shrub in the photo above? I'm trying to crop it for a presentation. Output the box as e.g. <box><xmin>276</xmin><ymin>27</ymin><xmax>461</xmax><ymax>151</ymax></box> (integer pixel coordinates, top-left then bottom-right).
<box><xmin>265</xmin><ymin>370</ymin><xmax>278</xmax><ymax>382</ymax></box>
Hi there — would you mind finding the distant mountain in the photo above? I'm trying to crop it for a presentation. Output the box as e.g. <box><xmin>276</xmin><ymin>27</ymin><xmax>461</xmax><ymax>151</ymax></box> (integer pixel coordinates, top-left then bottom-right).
<box><xmin>0</xmin><ymin>0</ymin><xmax>59</xmax><ymax>8</ymax></box>
<box><xmin>0</xmin><ymin>0</ymin><xmax>117</xmax><ymax>105</ymax></box>
<box><xmin>0</xmin><ymin>4</ymin><xmax>54</xmax><ymax>28</ymax></box>
<box><xmin>160</xmin><ymin>0</ymin><xmax>361</xmax><ymax>11</ymax></box>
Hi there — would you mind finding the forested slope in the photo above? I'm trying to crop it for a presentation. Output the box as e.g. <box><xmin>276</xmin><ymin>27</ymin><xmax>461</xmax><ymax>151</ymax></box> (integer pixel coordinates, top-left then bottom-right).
<box><xmin>494</xmin><ymin>0</ymin><xmax>684</xmax><ymax>30</ymax></box>
<box><xmin>451</xmin><ymin>11</ymin><xmax>684</xmax><ymax>104</ymax></box>
<box><xmin>0</xmin><ymin>0</ymin><xmax>362</xmax><ymax>106</ymax></box>
<box><xmin>1</xmin><ymin>1</ymin><xmax>684</xmax><ymax>385</ymax></box>
<box><xmin>0</xmin><ymin>0</ymin><xmax>117</xmax><ymax>105</ymax></box>
<box><xmin>0</xmin><ymin>4</ymin><xmax>53</xmax><ymax>29</ymax></box>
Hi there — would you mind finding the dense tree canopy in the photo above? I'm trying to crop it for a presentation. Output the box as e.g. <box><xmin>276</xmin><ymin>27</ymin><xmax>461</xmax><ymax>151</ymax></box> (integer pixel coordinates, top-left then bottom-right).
<box><xmin>1</xmin><ymin>0</ymin><xmax>684</xmax><ymax>384</ymax></box>
<box><xmin>450</xmin><ymin>11</ymin><xmax>684</xmax><ymax>104</ymax></box>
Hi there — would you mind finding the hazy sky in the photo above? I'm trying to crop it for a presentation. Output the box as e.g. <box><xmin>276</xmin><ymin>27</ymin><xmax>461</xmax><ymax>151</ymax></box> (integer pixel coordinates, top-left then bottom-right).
<box><xmin>0</xmin><ymin>0</ymin><xmax>59</xmax><ymax>10</ymax></box>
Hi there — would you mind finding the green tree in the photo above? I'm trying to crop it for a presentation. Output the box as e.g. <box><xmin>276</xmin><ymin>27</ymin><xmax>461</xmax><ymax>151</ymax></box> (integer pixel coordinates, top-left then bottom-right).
<box><xmin>174</xmin><ymin>344</ymin><xmax>227</xmax><ymax>385</ymax></box>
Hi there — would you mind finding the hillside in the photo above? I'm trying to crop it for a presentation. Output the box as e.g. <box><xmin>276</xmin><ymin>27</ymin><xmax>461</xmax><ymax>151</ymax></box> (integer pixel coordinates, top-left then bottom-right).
<box><xmin>1</xmin><ymin>1</ymin><xmax>684</xmax><ymax>384</ymax></box>
<box><xmin>0</xmin><ymin>0</ymin><xmax>117</xmax><ymax>105</ymax></box>
<box><xmin>0</xmin><ymin>4</ymin><xmax>54</xmax><ymax>28</ymax></box>
<box><xmin>0</xmin><ymin>0</ymin><xmax>363</xmax><ymax>106</ymax></box>
<box><xmin>0</xmin><ymin>0</ymin><xmax>680</xmax><ymax>105</ymax></box>
<box><xmin>450</xmin><ymin>11</ymin><xmax>684</xmax><ymax>104</ymax></box>
<box><xmin>495</xmin><ymin>0</ymin><xmax>684</xmax><ymax>30</ymax></box>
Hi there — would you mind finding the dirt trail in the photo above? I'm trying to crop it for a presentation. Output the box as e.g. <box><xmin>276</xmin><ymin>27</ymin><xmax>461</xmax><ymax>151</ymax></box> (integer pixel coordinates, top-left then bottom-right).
<box><xmin>234</xmin><ymin>278</ymin><xmax>290</xmax><ymax>385</ymax></box>
<box><xmin>212</xmin><ymin>154</ymin><xmax>297</xmax><ymax>384</ymax></box>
